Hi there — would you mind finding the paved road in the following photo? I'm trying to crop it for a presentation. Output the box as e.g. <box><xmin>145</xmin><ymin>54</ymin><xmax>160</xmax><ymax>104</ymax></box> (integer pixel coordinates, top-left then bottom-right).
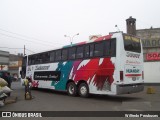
<box><xmin>0</xmin><ymin>81</ymin><xmax>160</xmax><ymax>119</ymax></box>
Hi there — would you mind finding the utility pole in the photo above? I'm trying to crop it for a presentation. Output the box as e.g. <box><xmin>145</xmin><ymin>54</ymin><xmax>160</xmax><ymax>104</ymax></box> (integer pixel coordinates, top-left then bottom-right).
<box><xmin>24</xmin><ymin>45</ymin><xmax>25</xmax><ymax>56</ymax></box>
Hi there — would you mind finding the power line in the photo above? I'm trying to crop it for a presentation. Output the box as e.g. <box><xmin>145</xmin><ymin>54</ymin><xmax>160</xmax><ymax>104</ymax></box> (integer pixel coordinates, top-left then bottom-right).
<box><xmin>0</xmin><ymin>27</ymin><xmax>63</xmax><ymax>45</ymax></box>
<box><xmin>0</xmin><ymin>46</ymin><xmax>23</xmax><ymax>49</ymax></box>
<box><xmin>0</xmin><ymin>32</ymin><xmax>55</xmax><ymax>47</ymax></box>
<box><xmin>25</xmin><ymin>48</ymin><xmax>36</xmax><ymax>53</ymax></box>
<box><xmin>0</xmin><ymin>46</ymin><xmax>36</xmax><ymax>54</ymax></box>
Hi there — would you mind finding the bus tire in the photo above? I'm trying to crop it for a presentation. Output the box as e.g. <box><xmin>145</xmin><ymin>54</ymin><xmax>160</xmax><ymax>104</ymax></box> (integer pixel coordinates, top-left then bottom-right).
<box><xmin>78</xmin><ymin>83</ymin><xmax>89</xmax><ymax>98</ymax></box>
<box><xmin>67</xmin><ymin>82</ymin><xmax>77</xmax><ymax>96</ymax></box>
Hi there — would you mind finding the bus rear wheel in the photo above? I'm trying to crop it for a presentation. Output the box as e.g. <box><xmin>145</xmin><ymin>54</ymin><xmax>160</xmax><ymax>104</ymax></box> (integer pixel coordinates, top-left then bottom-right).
<box><xmin>78</xmin><ymin>83</ymin><xmax>89</xmax><ymax>98</ymax></box>
<box><xmin>67</xmin><ymin>82</ymin><xmax>77</xmax><ymax>96</ymax></box>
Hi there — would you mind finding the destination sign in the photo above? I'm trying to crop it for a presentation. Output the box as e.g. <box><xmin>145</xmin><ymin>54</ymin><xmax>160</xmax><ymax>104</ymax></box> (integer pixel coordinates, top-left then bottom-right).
<box><xmin>124</xmin><ymin>35</ymin><xmax>140</xmax><ymax>43</ymax></box>
<box><xmin>34</xmin><ymin>71</ymin><xmax>61</xmax><ymax>81</ymax></box>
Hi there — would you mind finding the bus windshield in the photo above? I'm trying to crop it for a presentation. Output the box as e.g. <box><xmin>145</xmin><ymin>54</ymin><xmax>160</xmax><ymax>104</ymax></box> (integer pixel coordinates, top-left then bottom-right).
<box><xmin>123</xmin><ymin>34</ymin><xmax>141</xmax><ymax>53</ymax></box>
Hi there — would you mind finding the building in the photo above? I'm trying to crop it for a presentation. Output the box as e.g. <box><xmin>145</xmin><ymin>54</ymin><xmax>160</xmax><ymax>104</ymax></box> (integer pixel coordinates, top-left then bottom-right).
<box><xmin>126</xmin><ymin>16</ymin><xmax>160</xmax><ymax>83</ymax></box>
<box><xmin>9</xmin><ymin>54</ymin><xmax>23</xmax><ymax>79</ymax></box>
<box><xmin>0</xmin><ymin>50</ymin><xmax>9</xmax><ymax>71</ymax></box>
<box><xmin>136</xmin><ymin>27</ymin><xmax>160</xmax><ymax>61</ymax></box>
<box><xmin>0</xmin><ymin>49</ymin><xmax>23</xmax><ymax>79</ymax></box>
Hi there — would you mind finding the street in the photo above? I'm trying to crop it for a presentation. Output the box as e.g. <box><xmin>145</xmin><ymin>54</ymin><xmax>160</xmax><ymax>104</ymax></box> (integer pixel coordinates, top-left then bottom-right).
<box><xmin>1</xmin><ymin>81</ymin><xmax>160</xmax><ymax>111</ymax></box>
<box><xmin>0</xmin><ymin>81</ymin><xmax>160</xmax><ymax>120</ymax></box>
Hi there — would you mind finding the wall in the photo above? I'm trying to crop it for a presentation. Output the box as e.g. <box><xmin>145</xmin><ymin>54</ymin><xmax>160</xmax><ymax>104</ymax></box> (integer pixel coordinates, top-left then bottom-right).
<box><xmin>136</xmin><ymin>28</ymin><xmax>160</xmax><ymax>62</ymax></box>
<box><xmin>144</xmin><ymin>62</ymin><xmax>160</xmax><ymax>83</ymax></box>
<box><xmin>136</xmin><ymin>28</ymin><xmax>160</xmax><ymax>83</ymax></box>
<box><xmin>9</xmin><ymin>54</ymin><xmax>23</xmax><ymax>78</ymax></box>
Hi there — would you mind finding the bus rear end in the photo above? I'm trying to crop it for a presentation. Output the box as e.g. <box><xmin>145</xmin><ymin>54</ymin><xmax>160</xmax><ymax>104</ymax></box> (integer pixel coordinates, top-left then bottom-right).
<box><xmin>116</xmin><ymin>34</ymin><xmax>144</xmax><ymax>94</ymax></box>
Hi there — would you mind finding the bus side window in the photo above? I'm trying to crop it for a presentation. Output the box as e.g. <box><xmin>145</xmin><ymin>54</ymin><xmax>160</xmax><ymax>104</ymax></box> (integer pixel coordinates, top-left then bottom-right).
<box><xmin>50</xmin><ymin>51</ymin><xmax>55</xmax><ymax>62</ymax></box>
<box><xmin>42</xmin><ymin>52</ymin><xmax>50</xmax><ymax>63</ymax></box>
<box><xmin>94</xmin><ymin>42</ymin><xmax>103</xmax><ymax>57</ymax></box>
<box><xmin>69</xmin><ymin>47</ymin><xmax>76</xmax><ymax>60</ymax></box>
<box><xmin>89</xmin><ymin>44</ymin><xmax>94</xmax><ymax>57</ymax></box>
<box><xmin>31</xmin><ymin>56</ymin><xmax>35</xmax><ymax>65</ymax></box>
<box><xmin>62</xmin><ymin>49</ymin><xmax>68</xmax><ymax>61</ymax></box>
<box><xmin>110</xmin><ymin>39</ymin><xmax>116</xmax><ymax>57</ymax></box>
<box><xmin>104</xmin><ymin>40</ymin><xmax>110</xmax><ymax>56</ymax></box>
<box><xmin>55</xmin><ymin>50</ymin><xmax>61</xmax><ymax>61</ymax></box>
<box><xmin>84</xmin><ymin>45</ymin><xmax>89</xmax><ymax>58</ymax></box>
<box><xmin>28</xmin><ymin>56</ymin><xmax>32</xmax><ymax>65</ymax></box>
<box><xmin>35</xmin><ymin>55</ymin><xmax>39</xmax><ymax>64</ymax></box>
<box><xmin>76</xmin><ymin>46</ymin><xmax>83</xmax><ymax>59</ymax></box>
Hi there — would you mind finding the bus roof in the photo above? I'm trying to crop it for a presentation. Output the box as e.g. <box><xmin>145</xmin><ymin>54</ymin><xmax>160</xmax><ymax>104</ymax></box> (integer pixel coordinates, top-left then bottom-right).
<box><xmin>28</xmin><ymin>33</ymin><xmax>123</xmax><ymax>56</ymax></box>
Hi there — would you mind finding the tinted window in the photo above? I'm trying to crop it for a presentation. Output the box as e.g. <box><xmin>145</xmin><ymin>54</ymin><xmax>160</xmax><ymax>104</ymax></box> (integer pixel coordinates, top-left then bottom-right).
<box><xmin>94</xmin><ymin>42</ymin><xmax>103</xmax><ymax>57</ymax></box>
<box><xmin>104</xmin><ymin>40</ymin><xmax>110</xmax><ymax>56</ymax></box>
<box><xmin>42</xmin><ymin>52</ymin><xmax>50</xmax><ymax>63</ymax></box>
<box><xmin>35</xmin><ymin>54</ymin><xmax>42</xmax><ymax>64</ymax></box>
<box><xmin>28</xmin><ymin>56</ymin><xmax>36</xmax><ymax>65</ymax></box>
<box><xmin>69</xmin><ymin>47</ymin><xmax>76</xmax><ymax>59</ymax></box>
<box><xmin>55</xmin><ymin>50</ymin><xmax>61</xmax><ymax>61</ymax></box>
<box><xmin>28</xmin><ymin>56</ymin><xmax>32</xmax><ymax>65</ymax></box>
<box><xmin>62</xmin><ymin>49</ymin><xmax>68</xmax><ymax>61</ymax></box>
<box><xmin>90</xmin><ymin>44</ymin><xmax>94</xmax><ymax>57</ymax></box>
<box><xmin>84</xmin><ymin>45</ymin><xmax>89</xmax><ymax>58</ymax></box>
<box><xmin>22</xmin><ymin>56</ymin><xmax>27</xmax><ymax>66</ymax></box>
<box><xmin>76</xmin><ymin>46</ymin><xmax>83</xmax><ymax>59</ymax></box>
<box><xmin>123</xmin><ymin>35</ymin><xmax>141</xmax><ymax>53</ymax></box>
<box><xmin>110</xmin><ymin>39</ymin><xmax>116</xmax><ymax>57</ymax></box>
<box><xmin>50</xmin><ymin>51</ymin><xmax>55</xmax><ymax>62</ymax></box>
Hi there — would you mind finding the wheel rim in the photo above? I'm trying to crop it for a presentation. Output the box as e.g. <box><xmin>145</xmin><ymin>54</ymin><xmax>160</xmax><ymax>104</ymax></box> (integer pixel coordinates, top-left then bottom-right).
<box><xmin>80</xmin><ymin>86</ymin><xmax>87</xmax><ymax>95</ymax></box>
<box><xmin>69</xmin><ymin>85</ymin><xmax>75</xmax><ymax>94</ymax></box>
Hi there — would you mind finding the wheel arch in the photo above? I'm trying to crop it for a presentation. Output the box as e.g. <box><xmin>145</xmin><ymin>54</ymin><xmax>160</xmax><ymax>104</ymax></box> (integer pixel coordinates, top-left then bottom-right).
<box><xmin>66</xmin><ymin>79</ymin><xmax>74</xmax><ymax>90</ymax></box>
<box><xmin>77</xmin><ymin>80</ymin><xmax>89</xmax><ymax>91</ymax></box>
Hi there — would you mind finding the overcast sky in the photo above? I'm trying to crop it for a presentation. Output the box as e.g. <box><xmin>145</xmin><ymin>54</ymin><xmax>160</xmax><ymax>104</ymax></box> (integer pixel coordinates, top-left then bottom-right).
<box><xmin>0</xmin><ymin>0</ymin><xmax>160</xmax><ymax>55</ymax></box>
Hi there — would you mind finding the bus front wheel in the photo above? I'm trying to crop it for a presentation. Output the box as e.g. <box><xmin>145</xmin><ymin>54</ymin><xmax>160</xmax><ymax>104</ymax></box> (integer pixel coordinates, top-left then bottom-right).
<box><xmin>67</xmin><ymin>82</ymin><xmax>77</xmax><ymax>96</ymax></box>
<box><xmin>78</xmin><ymin>83</ymin><xmax>89</xmax><ymax>98</ymax></box>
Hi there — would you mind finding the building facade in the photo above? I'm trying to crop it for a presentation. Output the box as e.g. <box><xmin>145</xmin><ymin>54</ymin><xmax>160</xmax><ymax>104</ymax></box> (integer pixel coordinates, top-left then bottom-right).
<box><xmin>9</xmin><ymin>54</ymin><xmax>23</xmax><ymax>79</ymax></box>
<box><xmin>136</xmin><ymin>28</ymin><xmax>160</xmax><ymax>83</ymax></box>
<box><xmin>0</xmin><ymin>50</ymin><xmax>9</xmax><ymax>71</ymax></box>
<box><xmin>136</xmin><ymin>28</ymin><xmax>160</xmax><ymax>61</ymax></box>
<box><xmin>0</xmin><ymin>50</ymin><xmax>23</xmax><ymax>79</ymax></box>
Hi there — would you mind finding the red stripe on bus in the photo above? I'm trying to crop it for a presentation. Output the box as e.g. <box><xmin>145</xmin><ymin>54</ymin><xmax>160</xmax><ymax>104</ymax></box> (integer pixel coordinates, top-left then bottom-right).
<box><xmin>125</xmin><ymin>74</ymin><xmax>142</xmax><ymax>77</ymax></box>
<box><xmin>94</xmin><ymin>34</ymin><xmax>112</xmax><ymax>42</ymax></box>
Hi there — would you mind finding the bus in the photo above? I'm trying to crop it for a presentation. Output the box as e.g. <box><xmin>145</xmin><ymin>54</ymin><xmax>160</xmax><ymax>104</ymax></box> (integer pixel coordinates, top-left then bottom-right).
<box><xmin>21</xmin><ymin>32</ymin><xmax>144</xmax><ymax>97</ymax></box>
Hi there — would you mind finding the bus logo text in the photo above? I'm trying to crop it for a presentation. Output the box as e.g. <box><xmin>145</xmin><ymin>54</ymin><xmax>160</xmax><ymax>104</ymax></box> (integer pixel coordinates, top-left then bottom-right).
<box><xmin>35</xmin><ymin>65</ymin><xmax>50</xmax><ymax>70</ymax></box>
<box><xmin>126</xmin><ymin>52</ymin><xmax>140</xmax><ymax>58</ymax></box>
<box><xmin>126</xmin><ymin>69</ymin><xmax>140</xmax><ymax>73</ymax></box>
